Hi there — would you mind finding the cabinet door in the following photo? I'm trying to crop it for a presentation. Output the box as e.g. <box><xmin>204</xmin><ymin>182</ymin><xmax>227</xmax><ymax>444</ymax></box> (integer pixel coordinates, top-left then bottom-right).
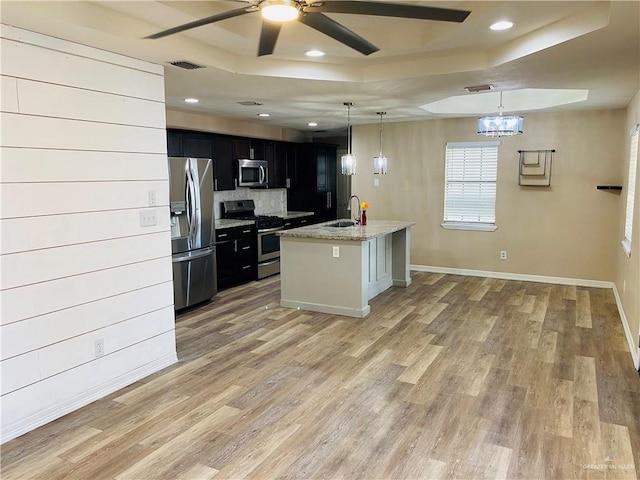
<box><xmin>250</xmin><ymin>140</ymin><xmax>265</xmax><ymax>160</ymax></box>
<box><xmin>268</xmin><ymin>142</ymin><xmax>287</xmax><ymax>189</ymax></box>
<box><xmin>184</xmin><ymin>133</ymin><xmax>212</xmax><ymax>159</ymax></box>
<box><xmin>167</xmin><ymin>130</ymin><xmax>183</xmax><ymax>157</ymax></box>
<box><xmin>212</xmin><ymin>136</ymin><xmax>235</xmax><ymax>191</ymax></box>
<box><xmin>234</xmin><ymin>138</ymin><xmax>250</xmax><ymax>159</ymax></box>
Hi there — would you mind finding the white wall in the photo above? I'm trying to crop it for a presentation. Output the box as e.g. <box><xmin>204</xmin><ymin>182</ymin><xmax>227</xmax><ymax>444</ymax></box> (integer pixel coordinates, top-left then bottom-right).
<box><xmin>0</xmin><ymin>25</ymin><xmax>177</xmax><ymax>442</ymax></box>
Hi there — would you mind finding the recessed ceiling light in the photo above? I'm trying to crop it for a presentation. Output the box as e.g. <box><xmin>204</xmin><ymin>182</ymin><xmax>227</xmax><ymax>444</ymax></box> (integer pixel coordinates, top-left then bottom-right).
<box><xmin>258</xmin><ymin>113</ymin><xmax>271</xmax><ymax>117</ymax></box>
<box><xmin>184</xmin><ymin>97</ymin><xmax>199</xmax><ymax>103</ymax></box>
<box><xmin>308</xmin><ymin>122</ymin><xmax>318</xmax><ymax>127</ymax></box>
<box><xmin>490</xmin><ymin>20</ymin><xmax>514</xmax><ymax>31</ymax></box>
<box><xmin>305</xmin><ymin>50</ymin><xmax>326</xmax><ymax>58</ymax></box>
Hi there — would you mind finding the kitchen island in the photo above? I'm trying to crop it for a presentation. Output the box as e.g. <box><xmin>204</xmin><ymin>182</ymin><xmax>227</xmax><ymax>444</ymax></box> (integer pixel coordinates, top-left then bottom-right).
<box><xmin>278</xmin><ymin>219</ymin><xmax>415</xmax><ymax>318</ymax></box>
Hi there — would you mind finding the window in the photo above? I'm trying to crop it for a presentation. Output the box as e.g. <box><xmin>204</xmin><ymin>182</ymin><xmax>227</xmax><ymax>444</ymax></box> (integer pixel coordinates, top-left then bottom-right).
<box><xmin>443</xmin><ymin>141</ymin><xmax>499</xmax><ymax>231</ymax></box>
<box><xmin>622</xmin><ymin>124</ymin><xmax>639</xmax><ymax>257</ymax></box>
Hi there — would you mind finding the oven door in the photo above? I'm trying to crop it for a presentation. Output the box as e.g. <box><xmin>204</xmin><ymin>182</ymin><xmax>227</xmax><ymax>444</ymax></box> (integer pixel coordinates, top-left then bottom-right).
<box><xmin>257</xmin><ymin>227</ymin><xmax>282</xmax><ymax>263</ymax></box>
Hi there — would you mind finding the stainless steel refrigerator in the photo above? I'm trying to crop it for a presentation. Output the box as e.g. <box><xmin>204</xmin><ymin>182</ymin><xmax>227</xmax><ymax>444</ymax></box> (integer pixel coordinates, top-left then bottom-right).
<box><xmin>169</xmin><ymin>157</ymin><xmax>217</xmax><ymax>310</ymax></box>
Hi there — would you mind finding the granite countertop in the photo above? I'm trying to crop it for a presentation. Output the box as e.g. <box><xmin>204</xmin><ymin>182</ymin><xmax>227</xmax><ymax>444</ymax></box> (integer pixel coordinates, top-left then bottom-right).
<box><xmin>215</xmin><ymin>219</ymin><xmax>255</xmax><ymax>230</ymax></box>
<box><xmin>277</xmin><ymin>219</ymin><xmax>416</xmax><ymax>241</ymax></box>
<box><xmin>280</xmin><ymin>211</ymin><xmax>314</xmax><ymax>219</ymax></box>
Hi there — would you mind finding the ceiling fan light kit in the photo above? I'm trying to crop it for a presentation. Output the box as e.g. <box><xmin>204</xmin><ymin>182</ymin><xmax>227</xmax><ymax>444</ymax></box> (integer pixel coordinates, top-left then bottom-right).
<box><xmin>147</xmin><ymin>1</ymin><xmax>471</xmax><ymax>57</ymax></box>
<box><xmin>478</xmin><ymin>91</ymin><xmax>524</xmax><ymax>137</ymax></box>
<box><xmin>260</xmin><ymin>0</ymin><xmax>299</xmax><ymax>22</ymax></box>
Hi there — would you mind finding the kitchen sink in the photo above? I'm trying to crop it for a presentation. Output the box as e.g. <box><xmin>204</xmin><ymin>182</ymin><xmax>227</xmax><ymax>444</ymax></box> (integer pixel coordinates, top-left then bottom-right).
<box><xmin>326</xmin><ymin>221</ymin><xmax>356</xmax><ymax>228</ymax></box>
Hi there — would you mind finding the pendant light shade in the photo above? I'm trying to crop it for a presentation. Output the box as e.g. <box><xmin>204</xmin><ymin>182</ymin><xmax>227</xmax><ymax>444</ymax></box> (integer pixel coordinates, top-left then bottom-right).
<box><xmin>374</xmin><ymin>111</ymin><xmax>388</xmax><ymax>174</ymax></box>
<box><xmin>341</xmin><ymin>102</ymin><xmax>357</xmax><ymax>175</ymax></box>
<box><xmin>477</xmin><ymin>91</ymin><xmax>524</xmax><ymax>137</ymax></box>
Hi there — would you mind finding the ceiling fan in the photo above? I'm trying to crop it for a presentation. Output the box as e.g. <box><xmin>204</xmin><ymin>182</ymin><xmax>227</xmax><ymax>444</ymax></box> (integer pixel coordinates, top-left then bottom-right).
<box><xmin>146</xmin><ymin>0</ymin><xmax>471</xmax><ymax>57</ymax></box>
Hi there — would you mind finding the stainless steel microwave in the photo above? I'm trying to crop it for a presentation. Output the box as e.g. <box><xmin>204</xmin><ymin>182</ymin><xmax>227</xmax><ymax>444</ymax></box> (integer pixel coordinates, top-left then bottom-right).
<box><xmin>237</xmin><ymin>159</ymin><xmax>268</xmax><ymax>187</ymax></box>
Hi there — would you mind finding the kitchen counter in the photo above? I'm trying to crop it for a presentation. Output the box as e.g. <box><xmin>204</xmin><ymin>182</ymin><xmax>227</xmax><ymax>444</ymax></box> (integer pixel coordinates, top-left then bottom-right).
<box><xmin>278</xmin><ymin>219</ymin><xmax>415</xmax><ymax>241</ymax></box>
<box><xmin>279</xmin><ymin>219</ymin><xmax>415</xmax><ymax>318</ymax></box>
<box><xmin>279</xmin><ymin>211</ymin><xmax>314</xmax><ymax>220</ymax></box>
<box><xmin>215</xmin><ymin>219</ymin><xmax>255</xmax><ymax>230</ymax></box>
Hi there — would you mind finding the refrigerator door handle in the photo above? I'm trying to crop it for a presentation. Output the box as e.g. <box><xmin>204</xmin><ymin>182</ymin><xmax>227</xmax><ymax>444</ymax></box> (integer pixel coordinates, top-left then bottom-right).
<box><xmin>172</xmin><ymin>246</ymin><xmax>215</xmax><ymax>263</ymax></box>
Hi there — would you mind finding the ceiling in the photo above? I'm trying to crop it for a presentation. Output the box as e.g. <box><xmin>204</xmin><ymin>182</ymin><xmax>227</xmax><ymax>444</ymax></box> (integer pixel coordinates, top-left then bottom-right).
<box><xmin>1</xmin><ymin>1</ymin><xmax>639</xmax><ymax>135</ymax></box>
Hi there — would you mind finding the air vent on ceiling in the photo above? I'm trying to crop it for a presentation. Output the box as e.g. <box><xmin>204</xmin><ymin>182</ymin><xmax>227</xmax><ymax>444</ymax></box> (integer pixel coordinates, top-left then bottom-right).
<box><xmin>169</xmin><ymin>60</ymin><xmax>205</xmax><ymax>70</ymax></box>
<box><xmin>238</xmin><ymin>101</ymin><xmax>263</xmax><ymax>106</ymax></box>
<box><xmin>465</xmin><ymin>84</ymin><xmax>494</xmax><ymax>93</ymax></box>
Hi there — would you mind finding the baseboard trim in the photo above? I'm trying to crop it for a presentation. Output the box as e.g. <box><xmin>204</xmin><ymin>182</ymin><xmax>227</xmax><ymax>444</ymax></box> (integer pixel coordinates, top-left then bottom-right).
<box><xmin>410</xmin><ymin>264</ymin><xmax>614</xmax><ymax>289</ymax></box>
<box><xmin>281</xmin><ymin>299</ymin><xmax>370</xmax><ymax>318</ymax></box>
<box><xmin>0</xmin><ymin>353</ymin><xmax>178</xmax><ymax>444</ymax></box>
<box><xmin>611</xmin><ymin>285</ymin><xmax>640</xmax><ymax>370</ymax></box>
<box><xmin>411</xmin><ymin>264</ymin><xmax>638</xmax><ymax>370</ymax></box>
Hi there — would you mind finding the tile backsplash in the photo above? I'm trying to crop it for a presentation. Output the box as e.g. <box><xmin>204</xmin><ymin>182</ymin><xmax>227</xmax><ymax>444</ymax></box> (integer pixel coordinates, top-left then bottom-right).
<box><xmin>214</xmin><ymin>188</ymin><xmax>287</xmax><ymax>218</ymax></box>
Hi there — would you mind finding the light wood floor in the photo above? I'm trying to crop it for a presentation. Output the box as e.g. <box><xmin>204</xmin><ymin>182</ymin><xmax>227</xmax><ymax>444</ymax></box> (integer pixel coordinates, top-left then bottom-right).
<box><xmin>2</xmin><ymin>272</ymin><xmax>639</xmax><ymax>479</ymax></box>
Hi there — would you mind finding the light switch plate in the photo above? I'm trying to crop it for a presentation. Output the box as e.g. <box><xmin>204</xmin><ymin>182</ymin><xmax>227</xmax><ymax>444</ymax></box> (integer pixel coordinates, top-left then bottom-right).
<box><xmin>374</xmin><ymin>179</ymin><xmax>380</xmax><ymax>187</ymax></box>
<box><xmin>140</xmin><ymin>209</ymin><xmax>157</xmax><ymax>227</ymax></box>
<box><xmin>332</xmin><ymin>246</ymin><xmax>340</xmax><ymax>258</ymax></box>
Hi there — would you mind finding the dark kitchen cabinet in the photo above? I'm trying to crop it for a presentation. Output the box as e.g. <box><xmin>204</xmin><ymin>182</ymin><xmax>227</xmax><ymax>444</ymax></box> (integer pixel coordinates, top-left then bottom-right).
<box><xmin>167</xmin><ymin>130</ymin><xmax>183</xmax><ymax>157</ymax></box>
<box><xmin>234</xmin><ymin>138</ymin><xmax>264</xmax><ymax>160</ymax></box>
<box><xmin>212</xmin><ymin>136</ymin><xmax>235</xmax><ymax>191</ymax></box>
<box><xmin>287</xmin><ymin>143</ymin><xmax>337</xmax><ymax>221</ymax></box>
<box><xmin>215</xmin><ymin>225</ymin><xmax>257</xmax><ymax>290</ymax></box>
<box><xmin>282</xmin><ymin>214</ymin><xmax>313</xmax><ymax>229</ymax></box>
<box><xmin>183</xmin><ymin>133</ymin><xmax>212</xmax><ymax>159</ymax></box>
<box><xmin>266</xmin><ymin>141</ymin><xmax>287</xmax><ymax>189</ymax></box>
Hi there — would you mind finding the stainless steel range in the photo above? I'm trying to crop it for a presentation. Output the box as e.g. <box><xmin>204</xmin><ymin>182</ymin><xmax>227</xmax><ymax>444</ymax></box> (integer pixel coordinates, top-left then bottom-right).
<box><xmin>221</xmin><ymin>200</ymin><xmax>284</xmax><ymax>279</ymax></box>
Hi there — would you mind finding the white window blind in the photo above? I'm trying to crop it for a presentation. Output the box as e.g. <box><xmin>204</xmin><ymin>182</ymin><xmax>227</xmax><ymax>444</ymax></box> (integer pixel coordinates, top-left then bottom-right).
<box><xmin>444</xmin><ymin>141</ymin><xmax>499</xmax><ymax>227</ymax></box>
<box><xmin>622</xmin><ymin>125</ymin><xmax>639</xmax><ymax>256</ymax></box>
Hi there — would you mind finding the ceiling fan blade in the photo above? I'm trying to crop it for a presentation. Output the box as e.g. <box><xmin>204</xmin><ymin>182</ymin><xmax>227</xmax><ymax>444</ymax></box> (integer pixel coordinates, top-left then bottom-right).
<box><xmin>258</xmin><ymin>21</ymin><xmax>282</xmax><ymax>56</ymax></box>
<box><xmin>302</xmin><ymin>1</ymin><xmax>471</xmax><ymax>23</ymax></box>
<box><xmin>145</xmin><ymin>6</ymin><xmax>255</xmax><ymax>40</ymax></box>
<box><xmin>298</xmin><ymin>12</ymin><xmax>378</xmax><ymax>55</ymax></box>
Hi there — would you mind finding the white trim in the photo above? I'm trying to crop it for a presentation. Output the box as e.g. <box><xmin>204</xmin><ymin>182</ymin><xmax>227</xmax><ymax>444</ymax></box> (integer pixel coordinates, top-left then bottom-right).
<box><xmin>411</xmin><ymin>264</ymin><xmax>614</xmax><ymax>288</ymax></box>
<box><xmin>280</xmin><ymin>299</ymin><xmax>370</xmax><ymax>318</ymax></box>
<box><xmin>411</xmin><ymin>264</ymin><xmax>639</xmax><ymax>370</ymax></box>
<box><xmin>441</xmin><ymin>222</ymin><xmax>497</xmax><ymax>232</ymax></box>
<box><xmin>0</xmin><ymin>353</ymin><xmax>178</xmax><ymax>444</ymax></box>
<box><xmin>621</xmin><ymin>239</ymin><xmax>632</xmax><ymax>258</ymax></box>
<box><xmin>447</xmin><ymin>141</ymin><xmax>501</xmax><ymax>148</ymax></box>
<box><xmin>611</xmin><ymin>285</ymin><xmax>640</xmax><ymax>370</ymax></box>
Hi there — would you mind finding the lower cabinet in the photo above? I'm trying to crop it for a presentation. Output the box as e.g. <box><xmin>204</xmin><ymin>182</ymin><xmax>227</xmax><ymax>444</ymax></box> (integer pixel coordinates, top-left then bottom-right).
<box><xmin>282</xmin><ymin>215</ymin><xmax>313</xmax><ymax>230</ymax></box>
<box><xmin>215</xmin><ymin>225</ymin><xmax>257</xmax><ymax>290</ymax></box>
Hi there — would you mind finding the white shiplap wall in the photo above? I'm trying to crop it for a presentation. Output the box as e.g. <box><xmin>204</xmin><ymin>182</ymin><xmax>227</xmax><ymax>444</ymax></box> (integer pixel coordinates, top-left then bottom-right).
<box><xmin>0</xmin><ymin>25</ymin><xmax>177</xmax><ymax>443</ymax></box>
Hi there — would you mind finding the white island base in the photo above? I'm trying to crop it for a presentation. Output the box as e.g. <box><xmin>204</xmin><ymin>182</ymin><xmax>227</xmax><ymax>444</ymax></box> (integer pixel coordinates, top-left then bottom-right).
<box><xmin>279</xmin><ymin>221</ymin><xmax>414</xmax><ymax>318</ymax></box>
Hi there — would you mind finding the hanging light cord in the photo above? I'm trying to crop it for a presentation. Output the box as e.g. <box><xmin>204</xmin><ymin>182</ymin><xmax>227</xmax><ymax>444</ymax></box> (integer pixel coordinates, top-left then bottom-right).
<box><xmin>498</xmin><ymin>91</ymin><xmax>504</xmax><ymax>116</ymax></box>
<box><xmin>378</xmin><ymin>112</ymin><xmax>384</xmax><ymax>156</ymax></box>
<box><xmin>344</xmin><ymin>102</ymin><xmax>353</xmax><ymax>154</ymax></box>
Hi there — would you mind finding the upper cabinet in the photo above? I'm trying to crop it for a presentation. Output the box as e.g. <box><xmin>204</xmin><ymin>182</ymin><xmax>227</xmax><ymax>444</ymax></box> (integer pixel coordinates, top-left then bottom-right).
<box><xmin>167</xmin><ymin>130</ymin><xmax>336</xmax><ymax>197</ymax></box>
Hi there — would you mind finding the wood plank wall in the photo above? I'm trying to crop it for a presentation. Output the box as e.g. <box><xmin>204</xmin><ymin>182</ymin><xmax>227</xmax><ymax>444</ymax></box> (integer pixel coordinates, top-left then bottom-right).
<box><xmin>0</xmin><ymin>25</ymin><xmax>177</xmax><ymax>443</ymax></box>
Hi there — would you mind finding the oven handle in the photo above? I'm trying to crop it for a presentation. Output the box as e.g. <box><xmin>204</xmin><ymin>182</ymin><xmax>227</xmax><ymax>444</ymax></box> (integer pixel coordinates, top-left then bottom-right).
<box><xmin>258</xmin><ymin>226</ymin><xmax>284</xmax><ymax>234</ymax></box>
<box><xmin>259</xmin><ymin>258</ymin><xmax>280</xmax><ymax>267</ymax></box>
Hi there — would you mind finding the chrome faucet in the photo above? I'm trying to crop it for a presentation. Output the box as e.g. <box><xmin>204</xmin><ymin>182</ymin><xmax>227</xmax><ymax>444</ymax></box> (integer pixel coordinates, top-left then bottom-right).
<box><xmin>347</xmin><ymin>195</ymin><xmax>361</xmax><ymax>224</ymax></box>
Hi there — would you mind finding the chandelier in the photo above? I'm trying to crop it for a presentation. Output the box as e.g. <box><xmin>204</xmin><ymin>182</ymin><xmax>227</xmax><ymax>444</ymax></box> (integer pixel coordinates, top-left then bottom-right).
<box><xmin>478</xmin><ymin>91</ymin><xmax>523</xmax><ymax>137</ymax></box>
<box><xmin>373</xmin><ymin>112</ymin><xmax>388</xmax><ymax>174</ymax></box>
<box><xmin>341</xmin><ymin>102</ymin><xmax>356</xmax><ymax>175</ymax></box>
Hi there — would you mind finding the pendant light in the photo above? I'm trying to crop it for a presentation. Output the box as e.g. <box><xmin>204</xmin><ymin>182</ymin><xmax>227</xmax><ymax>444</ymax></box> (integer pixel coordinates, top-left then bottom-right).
<box><xmin>477</xmin><ymin>91</ymin><xmax>523</xmax><ymax>137</ymax></box>
<box><xmin>374</xmin><ymin>111</ymin><xmax>388</xmax><ymax>174</ymax></box>
<box><xmin>341</xmin><ymin>102</ymin><xmax>356</xmax><ymax>175</ymax></box>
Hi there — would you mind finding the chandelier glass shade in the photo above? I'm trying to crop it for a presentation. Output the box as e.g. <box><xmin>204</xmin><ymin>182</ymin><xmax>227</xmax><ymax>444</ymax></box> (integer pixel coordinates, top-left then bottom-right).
<box><xmin>477</xmin><ymin>91</ymin><xmax>524</xmax><ymax>137</ymax></box>
<box><xmin>374</xmin><ymin>112</ymin><xmax>388</xmax><ymax>174</ymax></box>
<box><xmin>260</xmin><ymin>0</ymin><xmax>299</xmax><ymax>22</ymax></box>
<box><xmin>341</xmin><ymin>102</ymin><xmax>357</xmax><ymax>175</ymax></box>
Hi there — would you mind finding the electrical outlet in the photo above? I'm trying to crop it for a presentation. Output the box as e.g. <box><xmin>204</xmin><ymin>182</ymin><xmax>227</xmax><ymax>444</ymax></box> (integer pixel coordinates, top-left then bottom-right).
<box><xmin>95</xmin><ymin>338</ymin><xmax>105</xmax><ymax>358</ymax></box>
<box><xmin>374</xmin><ymin>178</ymin><xmax>380</xmax><ymax>187</ymax></box>
<box><xmin>140</xmin><ymin>209</ymin><xmax>157</xmax><ymax>227</ymax></box>
<box><xmin>148</xmin><ymin>190</ymin><xmax>157</xmax><ymax>206</ymax></box>
<box><xmin>257</xmin><ymin>200</ymin><xmax>263</xmax><ymax>208</ymax></box>
<box><xmin>333</xmin><ymin>246</ymin><xmax>340</xmax><ymax>258</ymax></box>
<box><xmin>500</xmin><ymin>250</ymin><xmax>507</xmax><ymax>260</ymax></box>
